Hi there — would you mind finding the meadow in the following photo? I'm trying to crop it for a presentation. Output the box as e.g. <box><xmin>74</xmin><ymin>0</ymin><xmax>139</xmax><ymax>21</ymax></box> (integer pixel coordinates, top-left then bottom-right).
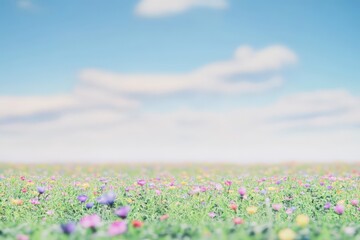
<box><xmin>0</xmin><ymin>163</ymin><xmax>359</xmax><ymax>240</ymax></box>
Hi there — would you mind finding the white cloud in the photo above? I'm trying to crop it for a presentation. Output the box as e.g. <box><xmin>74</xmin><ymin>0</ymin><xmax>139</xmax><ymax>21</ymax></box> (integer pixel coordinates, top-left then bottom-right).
<box><xmin>79</xmin><ymin>45</ymin><xmax>296</xmax><ymax>95</ymax></box>
<box><xmin>17</xmin><ymin>0</ymin><xmax>35</xmax><ymax>10</ymax></box>
<box><xmin>135</xmin><ymin>0</ymin><xmax>228</xmax><ymax>17</ymax></box>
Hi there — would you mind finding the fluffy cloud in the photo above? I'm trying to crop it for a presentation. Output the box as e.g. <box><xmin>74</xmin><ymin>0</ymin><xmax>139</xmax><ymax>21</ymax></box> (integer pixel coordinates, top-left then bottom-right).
<box><xmin>1</xmin><ymin>43</ymin><xmax>360</xmax><ymax>162</ymax></box>
<box><xmin>135</xmin><ymin>0</ymin><xmax>228</xmax><ymax>17</ymax></box>
<box><xmin>79</xmin><ymin>45</ymin><xmax>296</xmax><ymax>95</ymax></box>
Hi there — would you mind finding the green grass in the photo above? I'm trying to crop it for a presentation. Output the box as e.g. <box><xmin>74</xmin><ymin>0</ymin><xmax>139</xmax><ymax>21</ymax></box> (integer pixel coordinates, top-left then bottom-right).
<box><xmin>0</xmin><ymin>163</ymin><xmax>359</xmax><ymax>239</ymax></box>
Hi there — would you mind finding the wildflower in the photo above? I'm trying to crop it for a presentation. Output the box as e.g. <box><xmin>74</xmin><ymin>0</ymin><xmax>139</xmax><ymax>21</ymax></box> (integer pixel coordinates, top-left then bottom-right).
<box><xmin>225</xmin><ymin>180</ymin><xmax>232</xmax><ymax>186</ymax></box>
<box><xmin>30</xmin><ymin>198</ymin><xmax>40</xmax><ymax>205</ymax></box>
<box><xmin>46</xmin><ymin>210</ymin><xmax>54</xmax><ymax>215</ymax></box>
<box><xmin>229</xmin><ymin>203</ymin><xmax>237</xmax><ymax>211</ymax></box>
<box><xmin>114</xmin><ymin>206</ymin><xmax>131</xmax><ymax>219</ymax></box>
<box><xmin>272</xmin><ymin>203</ymin><xmax>282</xmax><ymax>211</ymax></box>
<box><xmin>77</xmin><ymin>195</ymin><xmax>88</xmax><ymax>203</ymax></box>
<box><xmin>324</xmin><ymin>202</ymin><xmax>331</xmax><ymax>209</ymax></box>
<box><xmin>296</xmin><ymin>214</ymin><xmax>309</xmax><ymax>227</ymax></box>
<box><xmin>132</xmin><ymin>220</ymin><xmax>143</xmax><ymax>228</ymax></box>
<box><xmin>350</xmin><ymin>199</ymin><xmax>358</xmax><ymax>206</ymax></box>
<box><xmin>238</xmin><ymin>187</ymin><xmax>246</xmax><ymax>197</ymax></box>
<box><xmin>160</xmin><ymin>214</ymin><xmax>169</xmax><ymax>221</ymax></box>
<box><xmin>37</xmin><ymin>186</ymin><xmax>45</xmax><ymax>195</ymax></box>
<box><xmin>233</xmin><ymin>217</ymin><xmax>244</xmax><ymax>225</ymax></box>
<box><xmin>137</xmin><ymin>179</ymin><xmax>146</xmax><ymax>186</ymax></box>
<box><xmin>208</xmin><ymin>212</ymin><xmax>216</xmax><ymax>218</ymax></box>
<box><xmin>61</xmin><ymin>222</ymin><xmax>76</xmax><ymax>235</ymax></box>
<box><xmin>20</xmin><ymin>176</ymin><xmax>26</xmax><ymax>181</ymax></box>
<box><xmin>246</xmin><ymin>206</ymin><xmax>258</xmax><ymax>215</ymax></box>
<box><xmin>80</xmin><ymin>214</ymin><xmax>101</xmax><ymax>229</ymax></box>
<box><xmin>86</xmin><ymin>202</ymin><xmax>94</xmax><ymax>209</ymax></box>
<box><xmin>108</xmin><ymin>221</ymin><xmax>127</xmax><ymax>236</ymax></box>
<box><xmin>334</xmin><ymin>205</ymin><xmax>345</xmax><ymax>215</ymax></box>
<box><xmin>16</xmin><ymin>234</ymin><xmax>29</xmax><ymax>240</ymax></box>
<box><xmin>11</xmin><ymin>199</ymin><xmax>23</xmax><ymax>206</ymax></box>
<box><xmin>97</xmin><ymin>192</ymin><xmax>116</xmax><ymax>206</ymax></box>
<box><xmin>21</xmin><ymin>188</ymin><xmax>27</xmax><ymax>193</ymax></box>
<box><xmin>344</xmin><ymin>227</ymin><xmax>356</xmax><ymax>236</ymax></box>
<box><xmin>278</xmin><ymin>228</ymin><xmax>296</xmax><ymax>240</ymax></box>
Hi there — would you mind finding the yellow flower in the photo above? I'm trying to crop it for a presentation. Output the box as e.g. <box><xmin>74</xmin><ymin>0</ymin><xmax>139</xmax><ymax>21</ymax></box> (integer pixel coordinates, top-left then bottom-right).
<box><xmin>11</xmin><ymin>199</ymin><xmax>23</xmax><ymax>206</ymax></box>
<box><xmin>126</xmin><ymin>198</ymin><xmax>133</xmax><ymax>204</ymax></box>
<box><xmin>228</xmin><ymin>190</ymin><xmax>234</xmax><ymax>193</ymax></box>
<box><xmin>278</xmin><ymin>228</ymin><xmax>296</xmax><ymax>240</ymax></box>
<box><xmin>181</xmin><ymin>181</ymin><xmax>187</xmax><ymax>185</ymax></box>
<box><xmin>246</xmin><ymin>206</ymin><xmax>258</xmax><ymax>215</ymax></box>
<box><xmin>82</xmin><ymin>183</ymin><xmax>90</xmax><ymax>189</ymax></box>
<box><xmin>268</xmin><ymin>187</ymin><xmax>277</xmax><ymax>191</ymax></box>
<box><xmin>337</xmin><ymin>199</ymin><xmax>345</xmax><ymax>205</ymax></box>
<box><xmin>26</xmin><ymin>182</ymin><xmax>34</xmax><ymax>186</ymax></box>
<box><xmin>296</xmin><ymin>214</ymin><xmax>310</xmax><ymax>227</ymax></box>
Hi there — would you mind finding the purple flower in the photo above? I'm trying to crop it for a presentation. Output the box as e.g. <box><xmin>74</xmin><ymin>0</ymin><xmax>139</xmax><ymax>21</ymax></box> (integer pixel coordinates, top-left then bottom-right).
<box><xmin>80</xmin><ymin>214</ymin><xmax>101</xmax><ymax>228</ymax></box>
<box><xmin>97</xmin><ymin>192</ymin><xmax>116</xmax><ymax>206</ymax></box>
<box><xmin>238</xmin><ymin>187</ymin><xmax>246</xmax><ymax>197</ymax></box>
<box><xmin>327</xmin><ymin>185</ymin><xmax>333</xmax><ymax>190</ymax></box>
<box><xmin>37</xmin><ymin>186</ymin><xmax>45</xmax><ymax>194</ymax></box>
<box><xmin>86</xmin><ymin>202</ymin><xmax>94</xmax><ymax>209</ymax></box>
<box><xmin>334</xmin><ymin>205</ymin><xmax>345</xmax><ymax>215</ymax></box>
<box><xmin>77</xmin><ymin>195</ymin><xmax>88</xmax><ymax>203</ymax></box>
<box><xmin>108</xmin><ymin>221</ymin><xmax>127</xmax><ymax>236</ymax></box>
<box><xmin>324</xmin><ymin>202</ymin><xmax>331</xmax><ymax>209</ymax></box>
<box><xmin>61</xmin><ymin>222</ymin><xmax>76</xmax><ymax>235</ymax></box>
<box><xmin>137</xmin><ymin>179</ymin><xmax>146</xmax><ymax>186</ymax></box>
<box><xmin>115</xmin><ymin>206</ymin><xmax>131</xmax><ymax>219</ymax></box>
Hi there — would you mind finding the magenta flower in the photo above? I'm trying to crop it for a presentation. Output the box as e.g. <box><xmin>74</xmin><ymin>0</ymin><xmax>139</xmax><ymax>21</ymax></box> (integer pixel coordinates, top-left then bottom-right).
<box><xmin>238</xmin><ymin>187</ymin><xmax>246</xmax><ymax>197</ymax></box>
<box><xmin>80</xmin><ymin>214</ymin><xmax>101</xmax><ymax>228</ymax></box>
<box><xmin>137</xmin><ymin>179</ymin><xmax>146</xmax><ymax>186</ymax></box>
<box><xmin>108</xmin><ymin>221</ymin><xmax>127</xmax><ymax>236</ymax></box>
<box><xmin>334</xmin><ymin>205</ymin><xmax>345</xmax><ymax>215</ymax></box>
<box><xmin>114</xmin><ymin>206</ymin><xmax>131</xmax><ymax>219</ymax></box>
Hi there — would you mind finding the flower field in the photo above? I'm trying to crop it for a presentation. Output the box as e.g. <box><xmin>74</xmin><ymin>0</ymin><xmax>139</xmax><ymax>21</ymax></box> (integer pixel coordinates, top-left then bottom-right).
<box><xmin>0</xmin><ymin>163</ymin><xmax>359</xmax><ymax>240</ymax></box>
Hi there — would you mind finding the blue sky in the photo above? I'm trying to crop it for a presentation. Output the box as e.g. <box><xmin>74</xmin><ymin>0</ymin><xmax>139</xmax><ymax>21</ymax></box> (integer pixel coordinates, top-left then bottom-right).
<box><xmin>0</xmin><ymin>0</ymin><xmax>360</xmax><ymax>162</ymax></box>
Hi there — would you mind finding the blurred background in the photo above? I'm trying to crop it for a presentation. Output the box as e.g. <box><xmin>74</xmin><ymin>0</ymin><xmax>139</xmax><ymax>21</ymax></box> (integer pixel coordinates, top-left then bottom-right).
<box><xmin>0</xmin><ymin>0</ymin><xmax>359</xmax><ymax>163</ymax></box>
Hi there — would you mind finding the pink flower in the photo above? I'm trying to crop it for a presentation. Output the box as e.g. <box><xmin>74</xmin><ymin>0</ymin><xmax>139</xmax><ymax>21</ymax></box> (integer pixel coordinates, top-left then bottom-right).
<box><xmin>334</xmin><ymin>205</ymin><xmax>345</xmax><ymax>215</ymax></box>
<box><xmin>30</xmin><ymin>198</ymin><xmax>40</xmax><ymax>205</ymax></box>
<box><xmin>225</xmin><ymin>180</ymin><xmax>232</xmax><ymax>186</ymax></box>
<box><xmin>272</xmin><ymin>203</ymin><xmax>282</xmax><ymax>211</ymax></box>
<box><xmin>137</xmin><ymin>179</ymin><xmax>146</xmax><ymax>186</ymax></box>
<box><xmin>233</xmin><ymin>217</ymin><xmax>244</xmax><ymax>225</ymax></box>
<box><xmin>350</xmin><ymin>199</ymin><xmax>359</xmax><ymax>207</ymax></box>
<box><xmin>160</xmin><ymin>214</ymin><xmax>169</xmax><ymax>221</ymax></box>
<box><xmin>16</xmin><ymin>234</ymin><xmax>29</xmax><ymax>240</ymax></box>
<box><xmin>80</xmin><ymin>214</ymin><xmax>101</xmax><ymax>228</ymax></box>
<box><xmin>238</xmin><ymin>187</ymin><xmax>246</xmax><ymax>197</ymax></box>
<box><xmin>208</xmin><ymin>212</ymin><xmax>216</xmax><ymax>218</ymax></box>
<box><xmin>108</xmin><ymin>221</ymin><xmax>127</xmax><ymax>236</ymax></box>
<box><xmin>155</xmin><ymin>189</ymin><xmax>162</xmax><ymax>195</ymax></box>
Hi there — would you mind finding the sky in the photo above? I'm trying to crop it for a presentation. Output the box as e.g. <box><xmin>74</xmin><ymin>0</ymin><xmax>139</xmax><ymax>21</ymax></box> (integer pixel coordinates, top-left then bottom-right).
<box><xmin>0</xmin><ymin>0</ymin><xmax>360</xmax><ymax>163</ymax></box>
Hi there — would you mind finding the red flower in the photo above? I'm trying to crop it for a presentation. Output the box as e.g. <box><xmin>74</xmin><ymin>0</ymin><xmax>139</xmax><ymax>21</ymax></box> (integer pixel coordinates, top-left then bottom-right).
<box><xmin>132</xmin><ymin>220</ymin><xmax>143</xmax><ymax>228</ymax></box>
<box><xmin>229</xmin><ymin>203</ymin><xmax>237</xmax><ymax>211</ymax></box>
